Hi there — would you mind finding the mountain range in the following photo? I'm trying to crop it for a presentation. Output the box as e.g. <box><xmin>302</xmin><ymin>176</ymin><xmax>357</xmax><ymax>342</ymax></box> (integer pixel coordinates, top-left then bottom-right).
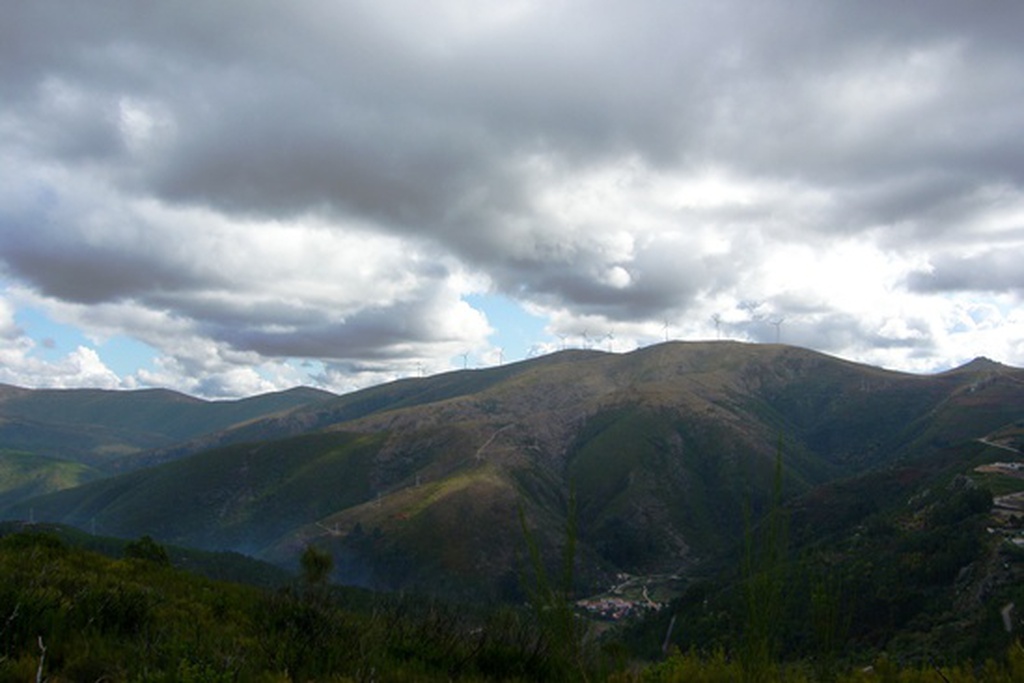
<box><xmin>3</xmin><ymin>341</ymin><xmax>1023</xmax><ymax>607</ymax></box>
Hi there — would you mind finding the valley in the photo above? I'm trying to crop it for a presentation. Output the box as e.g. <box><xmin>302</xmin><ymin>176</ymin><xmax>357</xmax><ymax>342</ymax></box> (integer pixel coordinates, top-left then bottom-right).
<box><xmin>2</xmin><ymin>341</ymin><xmax>1024</xmax><ymax>673</ymax></box>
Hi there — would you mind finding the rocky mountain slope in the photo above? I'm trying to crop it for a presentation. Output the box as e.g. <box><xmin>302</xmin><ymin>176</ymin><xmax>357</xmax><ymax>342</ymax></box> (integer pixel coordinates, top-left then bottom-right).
<box><xmin>5</xmin><ymin>342</ymin><xmax>1023</xmax><ymax>600</ymax></box>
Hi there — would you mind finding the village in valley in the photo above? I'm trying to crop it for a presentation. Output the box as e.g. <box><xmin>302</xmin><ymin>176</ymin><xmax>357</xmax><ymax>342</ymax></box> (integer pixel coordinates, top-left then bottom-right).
<box><xmin>576</xmin><ymin>572</ymin><xmax>679</xmax><ymax>623</ymax></box>
<box><xmin>978</xmin><ymin>460</ymin><xmax>1024</xmax><ymax>546</ymax></box>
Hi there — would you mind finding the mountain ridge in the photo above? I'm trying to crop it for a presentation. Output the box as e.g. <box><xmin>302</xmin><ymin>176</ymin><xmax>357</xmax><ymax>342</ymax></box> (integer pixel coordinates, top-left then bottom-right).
<box><xmin>6</xmin><ymin>341</ymin><xmax>1023</xmax><ymax>602</ymax></box>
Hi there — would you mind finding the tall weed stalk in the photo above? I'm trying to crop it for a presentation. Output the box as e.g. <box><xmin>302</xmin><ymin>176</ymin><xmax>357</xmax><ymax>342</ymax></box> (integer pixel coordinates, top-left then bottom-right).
<box><xmin>741</xmin><ymin>437</ymin><xmax>788</xmax><ymax>683</ymax></box>
<box><xmin>808</xmin><ymin>560</ymin><xmax>849</xmax><ymax>683</ymax></box>
<box><xmin>518</xmin><ymin>487</ymin><xmax>588</xmax><ymax>681</ymax></box>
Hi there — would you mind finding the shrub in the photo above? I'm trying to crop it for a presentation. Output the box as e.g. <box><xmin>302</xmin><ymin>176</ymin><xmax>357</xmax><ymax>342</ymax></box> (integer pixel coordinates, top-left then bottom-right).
<box><xmin>124</xmin><ymin>535</ymin><xmax>171</xmax><ymax>565</ymax></box>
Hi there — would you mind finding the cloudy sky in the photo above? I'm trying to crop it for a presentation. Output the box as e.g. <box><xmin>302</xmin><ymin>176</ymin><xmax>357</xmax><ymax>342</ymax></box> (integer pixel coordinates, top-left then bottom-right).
<box><xmin>2</xmin><ymin>1</ymin><xmax>1023</xmax><ymax>398</ymax></box>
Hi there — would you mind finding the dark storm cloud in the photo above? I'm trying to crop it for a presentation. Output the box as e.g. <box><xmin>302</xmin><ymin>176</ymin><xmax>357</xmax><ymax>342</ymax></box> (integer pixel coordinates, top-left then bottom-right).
<box><xmin>908</xmin><ymin>250</ymin><xmax>1024</xmax><ymax>294</ymax></box>
<box><xmin>0</xmin><ymin>195</ymin><xmax>217</xmax><ymax>304</ymax></box>
<box><xmin>214</xmin><ymin>296</ymin><xmax>460</xmax><ymax>361</ymax></box>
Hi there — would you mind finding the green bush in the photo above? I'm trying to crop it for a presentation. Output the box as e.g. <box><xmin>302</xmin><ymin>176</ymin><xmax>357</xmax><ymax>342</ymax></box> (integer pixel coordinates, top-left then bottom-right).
<box><xmin>124</xmin><ymin>534</ymin><xmax>171</xmax><ymax>565</ymax></box>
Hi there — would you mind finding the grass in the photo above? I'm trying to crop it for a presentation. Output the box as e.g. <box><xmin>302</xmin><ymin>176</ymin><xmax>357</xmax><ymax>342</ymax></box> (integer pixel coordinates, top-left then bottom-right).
<box><xmin>0</xmin><ymin>451</ymin><xmax>101</xmax><ymax>510</ymax></box>
<box><xmin>566</xmin><ymin>405</ymin><xmax>791</xmax><ymax>568</ymax></box>
<box><xmin>4</xmin><ymin>515</ymin><xmax>1024</xmax><ymax>681</ymax></box>
<box><xmin>398</xmin><ymin>466</ymin><xmax>507</xmax><ymax>520</ymax></box>
<box><xmin>10</xmin><ymin>431</ymin><xmax>386</xmax><ymax>553</ymax></box>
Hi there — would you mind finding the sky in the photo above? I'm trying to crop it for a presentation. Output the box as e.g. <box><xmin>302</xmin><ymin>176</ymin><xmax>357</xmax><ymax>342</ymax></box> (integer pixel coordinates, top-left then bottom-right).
<box><xmin>2</xmin><ymin>1</ymin><xmax>1023</xmax><ymax>399</ymax></box>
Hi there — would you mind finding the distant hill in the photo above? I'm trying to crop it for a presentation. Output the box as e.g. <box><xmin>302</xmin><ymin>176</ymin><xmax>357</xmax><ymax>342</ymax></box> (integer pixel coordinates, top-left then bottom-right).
<box><xmin>0</xmin><ymin>383</ymin><xmax>335</xmax><ymax>469</ymax></box>
<box><xmin>8</xmin><ymin>342</ymin><xmax>1023</xmax><ymax>604</ymax></box>
<box><xmin>0</xmin><ymin>450</ymin><xmax>101</xmax><ymax>510</ymax></box>
<box><xmin>0</xmin><ymin>520</ymin><xmax>293</xmax><ymax>589</ymax></box>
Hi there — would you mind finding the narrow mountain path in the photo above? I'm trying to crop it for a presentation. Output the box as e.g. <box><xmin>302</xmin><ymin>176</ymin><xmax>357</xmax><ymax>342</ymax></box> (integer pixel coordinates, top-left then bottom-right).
<box><xmin>475</xmin><ymin>423</ymin><xmax>514</xmax><ymax>461</ymax></box>
<box><xmin>977</xmin><ymin>438</ymin><xmax>1021</xmax><ymax>454</ymax></box>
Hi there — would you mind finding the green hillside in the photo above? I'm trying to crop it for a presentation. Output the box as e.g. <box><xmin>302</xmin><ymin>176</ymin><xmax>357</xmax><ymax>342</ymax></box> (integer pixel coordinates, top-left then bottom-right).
<box><xmin>0</xmin><ymin>450</ymin><xmax>101</xmax><ymax>509</ymax></box>
<box><xmin>0</xmin><ymin>520</ymin><xmax>293</xmax><ymax>588</ymax></box>
<box><xmin>4</xmin><ymin>342</ymin><xmax>1024</xmax><ymax>675</ymax></box>
<box><xmin>3</xmin><ymin>518</ymin><xmax>1024</xmax><ymax>680</ymax></box>
<box><xmin>0</xmin><ymin>383</ymin><xmax>334</xmax><ymax>469</ymax></box>
<box><xmin>9</xmin><ymin>342</ymin><xmax>1024</xmax><ymax>608</ymax></box>
<box><xmin>9</xmin><ymin>431</ymin><xmax>386</xmax><ymax>556</ymax></box>
<box><xmin>625</xmin><ymin>437</ymin><xmax>1024</xmax><ymax>668</ymax></box>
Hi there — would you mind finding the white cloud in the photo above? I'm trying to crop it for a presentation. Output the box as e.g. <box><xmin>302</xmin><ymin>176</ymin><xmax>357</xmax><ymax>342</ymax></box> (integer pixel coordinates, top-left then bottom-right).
<box><xmin>2</xmin><ymin>1</ymin><xmax>1024</xmax><ymax>395</ymax></box>
<box><xmin>0</xmin><ymin>297</ymin><xmax>21</xmax><ymax>339</ymax></box>
<box><xmin>0</xmin><ymin>295</ymin><xmax>127</xmax><ymax>389</ymax></box>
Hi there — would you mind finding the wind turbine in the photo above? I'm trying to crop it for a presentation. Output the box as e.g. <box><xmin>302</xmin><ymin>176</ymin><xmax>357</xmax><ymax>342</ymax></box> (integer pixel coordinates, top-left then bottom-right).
<box><xmin>711</xmin><ymin>313</ymin><xmax>722</xmax><ymax>339</ymax></box>
<box><xmin>582</xmin><ymin>329</ymin><xmax>591</xmax><ymax>349</ymax></box>
<box><xmin>663</xmin><ymin>319</ymin><xmax>670</xmax><ymax>343</ymax></box>
<box><xmin>770</xmin><ymin>317</ymin><xmax>785</xmax><ymax>344</ymax></box>
<box><xmin>605</xmin><ymin>330</ymin><xmax>615</xmax><ymax>352</ymax></box>
<box><xmin>460</xmin><ymin>351</ymin><xmax>470</xmax><ymax>369</ymax></box>
<box><xmin>556</xmin><ymin>333</ymin><xmax>568</xmax><ymax>351</ymax></box>
<box><xmin>497</xmin><ymin>347</ymin><xmax>505</xmax><ymax>365</ymax></box>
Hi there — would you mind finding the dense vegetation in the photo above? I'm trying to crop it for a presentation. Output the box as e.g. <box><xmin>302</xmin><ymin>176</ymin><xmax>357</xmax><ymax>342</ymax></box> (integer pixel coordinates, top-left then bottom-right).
<box><xmin>4</xmin><ymin>346</ymin><xmax>1024</xmax><ymax>679</ymax></box>
<box><xmin>0</xmin><ymin>529</ymin><xmax>589</xmax><ymax>681</ymax></box>
<box><xmin>619</xmin><ymin>446</ymin><xmax>1024</xmax><ymax>682</ymax></box>
<box><xmin>2</xmin><ymin>475</ymin><xmax>1024</xmax><ymax>683</ymax></box>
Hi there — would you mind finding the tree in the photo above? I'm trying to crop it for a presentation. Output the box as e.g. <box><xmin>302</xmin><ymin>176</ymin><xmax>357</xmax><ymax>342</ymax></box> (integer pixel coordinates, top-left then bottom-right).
<box><xmin>300</xmin><ymin>544</ymin><xmax>333</xmax><ymax>588</ymax></box>
<box><xmin>123</xmin><ymin>535</ymin><xmax>170</xmax><ymax>566</ymax></box>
